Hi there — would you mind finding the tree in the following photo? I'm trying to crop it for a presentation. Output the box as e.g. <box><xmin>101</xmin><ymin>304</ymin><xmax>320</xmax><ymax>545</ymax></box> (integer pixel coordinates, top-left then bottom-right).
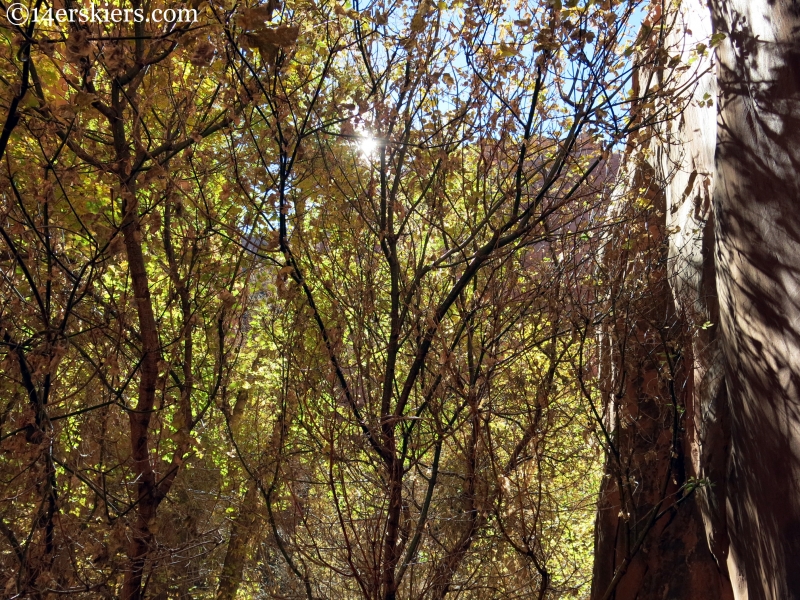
<box><xmin>0</xmin><ymin>1</ymin><xmax>258</xmax><ymax>596</ymax></box>
<box><xmin>222</xmin><ymin>0</ymin><xmax>679</xmax><ymax>597</ymax></box>
<box><xmin>0</xmin><ymin>0</ymin><xmax>694</xmax><ymax>597</ymax></box>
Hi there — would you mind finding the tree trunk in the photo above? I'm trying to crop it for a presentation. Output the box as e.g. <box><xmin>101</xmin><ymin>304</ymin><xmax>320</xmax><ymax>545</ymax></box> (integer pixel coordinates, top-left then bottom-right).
<box><xmin>217</xmin><ymin>482</ymin><xmax>260</xmax><ymax>600</ymax></box>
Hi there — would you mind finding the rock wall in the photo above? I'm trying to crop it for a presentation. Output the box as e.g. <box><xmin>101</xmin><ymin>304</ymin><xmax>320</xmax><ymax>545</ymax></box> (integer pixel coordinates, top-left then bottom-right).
<box><xmin>593</xmin><ymin>1</ymin><xmax>800</xmax><ymax>598</ymax></box>
<box><xmin>669</xmin><ymin>0</ymin><xmax>800</xmax><ymax>597</ymax></box>
<box><xmin>590</xmin><ymin>157</ymin><xmax>733</xmax><ymax>600</ymax></box>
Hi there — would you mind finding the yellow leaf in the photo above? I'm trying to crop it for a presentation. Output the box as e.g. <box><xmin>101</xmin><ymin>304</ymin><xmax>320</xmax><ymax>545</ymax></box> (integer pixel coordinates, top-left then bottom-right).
<box><xmin>499</xmin><ymin>42</ymin><xmax>518</xmax><ymax>57</ymax></box>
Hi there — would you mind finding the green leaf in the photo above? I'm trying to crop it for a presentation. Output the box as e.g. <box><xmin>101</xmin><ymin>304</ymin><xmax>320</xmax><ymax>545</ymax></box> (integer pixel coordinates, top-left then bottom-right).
<box><xmin>709</xmin><ymin>32</ymin><xmax>727</xmax><ymax>47</ymax></box>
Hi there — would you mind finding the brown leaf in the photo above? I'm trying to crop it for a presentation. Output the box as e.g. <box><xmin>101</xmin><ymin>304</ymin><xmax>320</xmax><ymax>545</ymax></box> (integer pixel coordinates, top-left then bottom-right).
<box><xmin>190</xmin><ymin>41</ymin><xmax>216</xmax><ymax>66</ymax></box>
<box><xmin>237</xmin><ymin>6</ymin><xmax>272</xmax><ymax>30</ymax></box>
<box><xmin>65</xmin><ymin>30</ymin><xmax>92</xmax><ymax>63</ymax></box>
<box><xmin>242</xmin><ymin>24</ymin><xmax>299</xmax><ymax>61</ymax></box>
<box><xmin>103</xmin><ymin>42</ymin><xmax>126</xmax><ymax>74</ymax></box>
<box><xmin>38</xmin><ymin>39</ymin><xmax>55</xmax><ymax>57</ymax></box>
<box><xmin>265</xmin><ymin>24</ymin><xmax>300</xmax><ymax>48</ymax></box>
<box><xmin>410</xmin><ymin>13</ymin><xmax>425</xmax><ymax>32</ymax></box>
<box><xmin>410</xmin><ymin>0</ymin><xmax>431</xmax><ymax>32</ymax></box>
<box><xmin>73</xmin><ymin>91</ymin><xmax>97</xmax><ymax>109</ymax></box>
<box><xmin>236</xmin><ymin>0</ymin><xmax>282</xmax><ymax>30</ymax></box>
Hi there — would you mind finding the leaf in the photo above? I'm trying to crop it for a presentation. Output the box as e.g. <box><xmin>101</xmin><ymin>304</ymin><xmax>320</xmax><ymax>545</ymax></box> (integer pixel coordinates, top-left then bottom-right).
<box><xmin>410</xmin><ymin>0</ymin><xmax>431</xmax><ymax>32</ymax></box>
<box><xmin>242</xmin><ymin>24</ymin><xmax>300</xmax><ymax>60</ymax></box>
<box><xmin>236</xmin><ymin>0</ymin><xmax>281</xmax><ymax>30</ymax></box>
<box><xmin>237</xmin><ymin>6</ymin><xmax>273</xmax><ymax>30</ymax></box>
<box><xmin>410</xmin><ymin>13</ymin><xmax>426</xmax><ymax>32</ymax></box>
<box><xmin>73</xmin><ymin>91</ymin><xmax>97</xmax><ymax>109</ymax></box>
<box><xmin>498</xmin><ymin>42</ymin><xmax>518</xmax><ymax>57</ymax></box>
<box><xmin>253</xmin><ymin>25</ymin><xmax>300</xmax><ymax>49</ymax></box>
<box><xmin>65</xmin><ymin>30</ymin><xmax>92</xmax><ymax>62</ymax></box>
<box><xmin>103</xmin><ymin>42</ymin><xmax>126</xmax><ymax>74</ymax></box>
<box><xmin>190</xmin><ymin>41</ymin><xmax>216</xmax><ymax>66</ymax></box>
<box><xmin>709</xmin><ymin>32</ymin><xmax>727</xmax><ymax>47</ymax></box>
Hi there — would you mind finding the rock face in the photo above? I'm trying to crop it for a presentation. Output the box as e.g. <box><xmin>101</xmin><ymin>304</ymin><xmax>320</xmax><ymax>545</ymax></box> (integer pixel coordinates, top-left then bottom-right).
<box><xmin>593</xmin><ymin>0</ymin><xmax>800</xmax><ymax>598</ymax></box>
<box><xmin>671</xmin><ymin>0</ymin><xmax>800</xmax><ymax>597</ymax></box>
<box><xmin>590</xmin><ymin>158</ymin><xmax>734</xmax><ymax>600</ymax></box>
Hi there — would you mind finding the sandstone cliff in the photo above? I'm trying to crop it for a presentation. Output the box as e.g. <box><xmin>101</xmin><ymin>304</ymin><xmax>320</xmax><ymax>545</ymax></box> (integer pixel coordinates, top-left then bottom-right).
<box><xmin>593</xmin><ymin>1</ymin><xmax>800</xmax><ymax>598</ymax></box>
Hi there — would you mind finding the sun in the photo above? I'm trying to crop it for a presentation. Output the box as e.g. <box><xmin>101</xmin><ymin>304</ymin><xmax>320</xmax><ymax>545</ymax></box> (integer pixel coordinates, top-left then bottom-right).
<box><xmin>356</xmin><ymin>135</ymin><xmax>379</xmax><ymax>158</ymax></box>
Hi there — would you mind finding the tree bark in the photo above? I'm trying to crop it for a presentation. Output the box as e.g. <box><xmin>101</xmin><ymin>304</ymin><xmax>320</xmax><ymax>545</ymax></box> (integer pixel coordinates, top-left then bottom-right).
<box><xmin>120</xmin><ymin>186</ymin><xmax>162</xmax><ymax>600</ymax></box>
<box><xmin>217</xmin><ymin>482</ymin><xmax>260</xmax><ymax>600</ymax></box>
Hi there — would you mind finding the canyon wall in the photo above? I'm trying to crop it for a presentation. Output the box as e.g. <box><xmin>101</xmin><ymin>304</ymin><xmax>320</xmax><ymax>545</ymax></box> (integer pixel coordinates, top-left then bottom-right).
<box><xmin>593</xmin><ymin>1</ymin><xmax>800</xmax><ymax>597</ymax></box>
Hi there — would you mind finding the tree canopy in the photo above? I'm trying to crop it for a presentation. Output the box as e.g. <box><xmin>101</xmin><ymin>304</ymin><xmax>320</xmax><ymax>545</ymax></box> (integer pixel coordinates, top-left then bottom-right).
<box><xmin>0</xmin><ymin>0</ymin><xmax>698</xmax><ymax>597</ymax></box>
